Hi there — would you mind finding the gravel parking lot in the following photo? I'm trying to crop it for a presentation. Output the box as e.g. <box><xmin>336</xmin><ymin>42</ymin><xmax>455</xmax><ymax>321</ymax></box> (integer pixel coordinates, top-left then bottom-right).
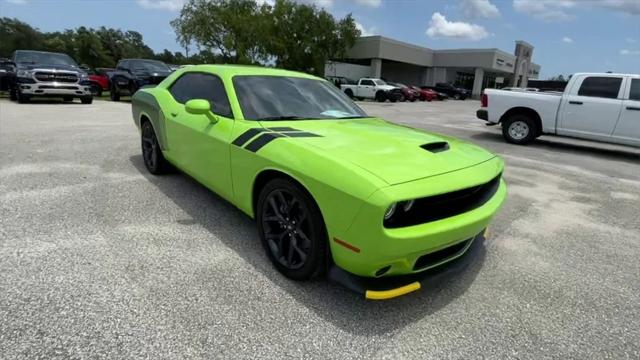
<box><xmin>1</xmin><ymin>98</ymin><xmax>639</xmax><ymax>359</ymax></box>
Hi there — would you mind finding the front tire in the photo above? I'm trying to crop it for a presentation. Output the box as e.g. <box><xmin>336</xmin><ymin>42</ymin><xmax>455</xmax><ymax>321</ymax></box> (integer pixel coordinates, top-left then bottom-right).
<box><xmin>141</xmin><ymin>121</ymin><xmax>170</xmax><ymax>174</ymax></box>
<box><xmin>257</xmin><ymin>178</ymin><xmax>327</xmax><ymax>280</ymax></box>
<box><xmin>81</xmin><ymin>96</ymin><xmax>93</xmax><ymax>104</ymax></box>
<box><xmin>502</xmin><ymin>114</ymin><xmax>537</xmax><ymax>145</ymax></box>
<box><xmin>17</xmin><ymin>90</ymin><xmax>30</xmax><ymax>103</ymax></box>
<box><xmin>9</xmin><ymin>88</ymin><xmax>18</xmax><ymax>101</ymax></box>
<box><xmin>110</xmin><ymin>85</ymin><xmax>120</xmax><ymax>101</ymax></box>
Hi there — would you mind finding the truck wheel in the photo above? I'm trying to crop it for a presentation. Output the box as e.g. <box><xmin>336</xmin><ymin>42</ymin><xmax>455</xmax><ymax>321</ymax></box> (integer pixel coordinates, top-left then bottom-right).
<box><xmin>375</xmin><ymin>91</ymin><xmax>386</xmax><ymax>102</ymax></box>
<box><xmin>110</xmin><ymin>86</ymin><xmax>120</xmax><ymax>101</ymax></box>
<box><xmin>502</xmin><ymin>114</ymin><xmax>537</xmax><ymax>145</ymax></box>
<box><xmin>453</xmin><ymin>93</ymin><xmax>461</xmax><ymax>100</ymax></box>
<box><xmin>63</xmin><ymin>96</ymin><xmax>73</xmax><ymax>102</ymax></box>
<box><xmin>9</xmin><ymin>88</ymin><xmax>17</xmax><ymax>101</ymax></box>
<box><xmin>17</xmin><ymin>90</ymin><xmax>30</xmax><ymax>104</ymax></box>
<box><xmin>81</xmin><ymin>96</ymin><xmax>93</xmax><ymax>104</ymax></box>
<box><xmin>344</xmin><ymin>89</ymin><xmax>354</xmax><ymax>98</ymax></box>
<box><xmin>141</xmin><ymin>121</ymin><xmax>171</xmax><ymax>174</ymax></box>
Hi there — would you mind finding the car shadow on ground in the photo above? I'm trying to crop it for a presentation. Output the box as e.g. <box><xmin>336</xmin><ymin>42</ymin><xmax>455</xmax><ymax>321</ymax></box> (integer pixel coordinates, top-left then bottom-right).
<box><xmin>471</xmin><ymin>131</ymin><xmax>640</xmax><ymax>162</ymax></box>
<box><xmin>129</xmin><ymin>154</ymin><xmax>487</xmax><ymax>336</ymax></box>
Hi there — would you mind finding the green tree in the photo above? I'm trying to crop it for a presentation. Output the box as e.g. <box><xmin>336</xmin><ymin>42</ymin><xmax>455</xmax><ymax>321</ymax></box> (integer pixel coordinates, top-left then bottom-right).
<box><xmin>171</xmin><ymin>0</ymin><xmax>269</xmax><ymax>64</ymax></box>
<box><xmin>0</xmin><ymin>18</ymin><xmax>44</xmax><ymax>57</ymax></box>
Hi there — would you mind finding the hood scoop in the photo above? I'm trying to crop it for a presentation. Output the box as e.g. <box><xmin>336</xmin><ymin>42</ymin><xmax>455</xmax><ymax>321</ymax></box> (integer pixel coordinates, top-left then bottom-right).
<box><xmin>421</xmin><ymin>141</ymin><xmax>450</xmax><ymax>153</ymax></box>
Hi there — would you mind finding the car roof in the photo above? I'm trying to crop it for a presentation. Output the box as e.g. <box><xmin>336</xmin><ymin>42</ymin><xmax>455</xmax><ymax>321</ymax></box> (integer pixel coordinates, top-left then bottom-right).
<box><xmin>181</xmin><ymin>64</ymin><xmax>321</xmax><ymax>81</ymax></box>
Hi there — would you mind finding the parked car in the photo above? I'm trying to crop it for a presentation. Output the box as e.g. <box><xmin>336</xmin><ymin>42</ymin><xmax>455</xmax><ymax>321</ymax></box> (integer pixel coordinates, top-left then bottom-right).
<box><xmin>388</xmin><ymin>82</ymin><xmax>419</xmax><ymax>102</ymax></box>
<box><xmin>410</xmin><ymin>86</ymin><xmax>435</xmax><ymax>101</ymax></box>
<box><xmin>341</xmin><ymin>78</ymin><xmax>403</xmax><ymax>102</ymax></box>
<box><xmin>0</xmin><ymin>57</ymin><xmax>15</xmax><ymax>92</ymax></box>
<box><xmin>132</xmin><ymin>65</ymin><xmax>506</xmax><ymax>298</ymax></box>
<box><xmin>80</xmin><ymin>66</ymin><xmax>110</xmax><ymax>97</ymax></box>
<box><xmin>109</xmin><ymin>59</ymin><xmax>171</xmax><ymax>101</ymax></box>
<box><xmin>6</xmin><ymin>50</ymin><xmax>93</xmax><ymax>104</ymax></box>
<box><xmin>422</xmin><ymin>82</ymin><xmax>469</xmax><ymax>100</ymax></box>
<box><xmin>477</xmin><ymin>72</ymin><xmax>640</xmax><ymax>147</ymax></box>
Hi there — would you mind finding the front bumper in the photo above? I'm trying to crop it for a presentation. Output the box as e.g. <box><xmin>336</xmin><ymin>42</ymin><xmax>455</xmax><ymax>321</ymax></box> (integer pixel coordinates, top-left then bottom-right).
<box><xmin>18</xmin><ymin>82</ymin><xmax>92</xmax><ymax>97</ymax></box>
<box><xmin>329</xmin><ymin>157</ymin><xmax>505</xmax><ymax>277</ymax></box>
<box><xmin>329</xmin><ymin>229</ymin><xmax>488</xmax><ymax>300</ymax></box>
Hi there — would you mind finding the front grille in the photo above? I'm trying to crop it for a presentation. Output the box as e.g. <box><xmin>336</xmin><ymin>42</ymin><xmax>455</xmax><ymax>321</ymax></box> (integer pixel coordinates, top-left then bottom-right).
<box><xmin>413</xmin><ymin>238</ymin><xmax>472</xmax><ymax>271</ymax></box>
<box><xmin>34</xmin><ymin>72</ymin><xmax>78</xmax><ymax>83</ymax></box>
<box><xmin>38</xmin><ymin>85</ymin><xmax>78</xmax><ymax>90</ymax></box>
<box><xmin>384</xmin><ymin>174</ymin><xmax>501</xmax><ymax>228</ymax></box>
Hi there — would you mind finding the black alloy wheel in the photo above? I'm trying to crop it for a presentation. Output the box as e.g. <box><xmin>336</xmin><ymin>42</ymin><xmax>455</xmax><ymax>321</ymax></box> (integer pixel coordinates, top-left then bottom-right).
<box><xmin>257</xmin><ymin>178</ymin><xmax>327</xmax><ymax>280</ymax></box>
<box><xmin>141</xmin><ymin>121</ymin><xmax>169</xmax><ymax>174</ymax></box>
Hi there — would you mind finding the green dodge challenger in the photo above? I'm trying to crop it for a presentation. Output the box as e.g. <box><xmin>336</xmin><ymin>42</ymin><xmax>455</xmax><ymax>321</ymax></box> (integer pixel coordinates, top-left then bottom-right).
<box><xmin>132</xmin><ymin>65</ymin><xmax>506</xmax><ymax>300</ymax></box>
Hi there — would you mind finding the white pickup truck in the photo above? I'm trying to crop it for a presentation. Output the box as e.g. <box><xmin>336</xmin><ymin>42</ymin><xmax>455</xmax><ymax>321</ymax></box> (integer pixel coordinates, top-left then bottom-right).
<box><xmin>477</xmin><ymin>73</ymin><xmax>640</xmax><ymax>147</ymax></box>
<box><xmin>341</xmin><ymin>78</ymin><xmax>402</xmax><ymax>102</ymax></box>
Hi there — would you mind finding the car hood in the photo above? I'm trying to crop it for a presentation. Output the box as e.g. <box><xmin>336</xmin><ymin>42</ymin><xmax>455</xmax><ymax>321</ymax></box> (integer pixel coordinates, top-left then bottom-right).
<box><xmin>18</xmin><ymin>63</ymin><xmax>81</xmax><ymax>73</ymax></box>
<box><xmin>260</xmin><ymin>118</ymin><xmax>496</xmax><ymax>185</ymax></box>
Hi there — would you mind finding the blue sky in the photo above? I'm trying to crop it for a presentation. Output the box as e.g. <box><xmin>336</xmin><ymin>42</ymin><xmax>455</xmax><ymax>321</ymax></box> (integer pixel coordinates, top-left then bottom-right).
<box><xmin>1</xmin><ymin>0</ymin><xmax>639</xmax><ymax>78</ymax></box>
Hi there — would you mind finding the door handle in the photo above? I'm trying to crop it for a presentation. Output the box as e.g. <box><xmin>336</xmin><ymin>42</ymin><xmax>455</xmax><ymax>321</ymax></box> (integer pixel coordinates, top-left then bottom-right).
<box><xmin>569</xmin><ymin>101</ymin><xmax>583</xmax><ymax>105</ymax></box>
<box><xmin>626</xmin><ymin>106</ymin><xmax>640</xmax><ymax>111</ymax></box>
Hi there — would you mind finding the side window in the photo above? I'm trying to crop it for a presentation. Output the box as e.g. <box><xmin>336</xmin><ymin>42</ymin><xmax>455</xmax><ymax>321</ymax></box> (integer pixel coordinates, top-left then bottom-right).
<box><xmin>117</xmin><ymin>60</ymin><xmax>128</xmax><ymax>70</ymax></box>
<box><xmin>629</xmin><ymin>79</ymin><xmax>640</xmax><ymax>101</ymax></box>
<box><xmin>361</xmin><ymin>80</ymin><xmax>374</xmax><ymax>86</ymax></box>
<box><xmin>169</xmin><ymin>72</ymin><xmax>233</xmax><ymax>118</ymax></box>
<box><xmin>577</xmin><ymin>77</ymin><xmax>622</xmax><ymax>99</ymax></box>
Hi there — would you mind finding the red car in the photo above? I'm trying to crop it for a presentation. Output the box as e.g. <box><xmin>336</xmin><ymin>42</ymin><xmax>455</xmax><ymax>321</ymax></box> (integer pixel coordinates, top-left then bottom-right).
<box><xmin>410</xmin><ymin>86</ymin><xmax>437</xmax><ymax>101</ymax></box>
<box><xmin>388</xmin><ymin>82</ymin><xmax>419</xmax><ymax>102</ymax></box>
<box><xmin>86</xmin><ymin>68</ymin><xmax>112</xmax><ymax>97</ymax></box>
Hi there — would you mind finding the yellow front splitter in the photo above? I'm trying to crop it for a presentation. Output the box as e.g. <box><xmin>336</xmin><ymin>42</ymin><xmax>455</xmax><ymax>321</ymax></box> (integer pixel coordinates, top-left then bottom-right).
<box><xmin>365</xmin><ymin>282</ymin><xmax>421</xmax><ymax>300</ymax></box>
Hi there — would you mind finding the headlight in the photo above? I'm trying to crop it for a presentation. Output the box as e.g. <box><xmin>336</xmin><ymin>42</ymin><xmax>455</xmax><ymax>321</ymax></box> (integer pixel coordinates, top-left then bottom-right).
<box><xmin>402</xmin><ymin>200</ymin><xmax>415</xmax><ymax>212</ymax></box>
<box><xmin>384</xmin><ymin>203</ymin><xmax>397</xmax><ymax>220</ymax></box>
<box><xmin>17</xmin><ymin>69</ymin><xmax>33</xmax><ymax>78</ymax></box>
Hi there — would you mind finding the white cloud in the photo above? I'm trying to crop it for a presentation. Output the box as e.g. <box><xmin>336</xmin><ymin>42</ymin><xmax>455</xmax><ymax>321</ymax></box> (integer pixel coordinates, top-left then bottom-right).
<box><xmin>620</xmin><ymin>49</ymin><xmax>640</xmax><ymax>55</ymax></box>
<box><xmin>461</xmin><ymin>0</ymin><xmax>500</xmax><ymax>19</ymax></box>
<box><xmin>627</xmin><ymin>38</ymin><xmax>637</xmax><ymax>44</ymax></box>
<box><xmin>355</xmin><ymin>21</ymin><xmax>376</xmax><ymax>36</ymax></box>
<box><xmin>513</xmin><ymin>0</ymin><xmax>576</xmax><ymax>21</ymax></box>
<box><xmin>6</xmin><ymin>0</ymin><xmax>28</xmax><ymax>4</ymax></box>
<box><xmin>354</xmin><ymin>0</ymin><xmax>381</xmax><ymax>7</ymax></box>
<box><xmin>562</xmin><ymin>36</ymin><xmax>573</xmax><ymax>43</ymax></box>
<box><xmin>514</xmin><ymin>0</ymin><xmax>640</xmax><ymax>21</ymax></box>
<box><xmin>136</xmin><ymin>0</ymin><xmax>185</xmax><ymax>11</ymax></box>
<box><xmin>426</xmin><ymin>12</ymin><xmax>489</xmax><ymax>41</ymax></box>
<box><xmin>599</xmin><ymin>0</ymin><xmax>640</xmax><ymax>15</ymax></box>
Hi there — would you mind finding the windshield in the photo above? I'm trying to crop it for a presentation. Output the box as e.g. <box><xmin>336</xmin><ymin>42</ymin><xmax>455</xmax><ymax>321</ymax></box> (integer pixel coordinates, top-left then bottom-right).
<box><xmin>233</xmin><ymin>76</ymin><xmax>369</xmax><ymax>120</ymax></box>
<box><xmin>14</xmin><ymin>51</ymin><xmax>78</xmax><ymax>67</ymax></box>
<box><xmin>374</xmin><ymin>79</ymin><xmax>387</xmax><ymax>86</ymax></box>
<box><xmin>131</xmin><ymin>60</ymin><xmax>170</xmax><ymax>72</ymax></box>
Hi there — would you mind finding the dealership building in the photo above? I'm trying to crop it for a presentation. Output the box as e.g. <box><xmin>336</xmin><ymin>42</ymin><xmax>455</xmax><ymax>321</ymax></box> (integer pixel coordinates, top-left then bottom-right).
<box><xmin>325</xmin><ymin>36</ymin><xmax>541</xmax><ymax>98</ymax></box>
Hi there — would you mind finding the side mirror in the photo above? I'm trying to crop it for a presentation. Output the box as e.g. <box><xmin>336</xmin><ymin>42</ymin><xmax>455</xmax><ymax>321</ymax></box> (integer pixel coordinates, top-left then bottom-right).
<box><xmin>185</xmin><ymin>99</ymin><xmax>211</xmax><ymax>115</ymax></box>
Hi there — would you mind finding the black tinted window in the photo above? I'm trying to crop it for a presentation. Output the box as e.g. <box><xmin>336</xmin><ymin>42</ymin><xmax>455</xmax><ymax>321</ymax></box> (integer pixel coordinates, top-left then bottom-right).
<box><xmin>169</xmin><ymin>72</ymin><xmax>233</xmax><ymax>118</ymax></box>
<box><xmin>629</xmin><ymin>79</ymin><xmax>640</xmax><ymax>101</ymax></box>
<box><xmin>360</xmin><ymin>80</ymin><xmax>374</xmax><ymax>86</ymax></box>
<box><xmin>578</xmin><ymin>77</ymin><xmax>622</xmax><ymax>99</ymax></box>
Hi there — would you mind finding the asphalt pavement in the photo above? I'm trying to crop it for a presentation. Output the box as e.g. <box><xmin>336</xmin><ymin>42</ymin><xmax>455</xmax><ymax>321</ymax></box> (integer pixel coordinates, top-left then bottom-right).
<box><xmin>1</xmin><ymin>97</ymin><xmax>638</xmax><ymax>359</ymax></box>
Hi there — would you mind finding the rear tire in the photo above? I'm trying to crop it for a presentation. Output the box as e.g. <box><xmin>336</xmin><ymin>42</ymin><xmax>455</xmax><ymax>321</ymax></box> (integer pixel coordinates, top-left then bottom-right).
<box><xmin>141</xmin><ymin>121</ymin><xmax>171</xmax><ymax>174</ymax></box>
<box><xmin>375</xmin><ymin>91</ymin><xmax>386</xmax><ymax>102</ymax></box>
<box><xmin>344</xmin><ymin>89</ymin><xmax>354</xmax><ymax>98</ymax></box>
<box><xmin>502</xmin><ymin>114</ymin><xmax>537</xmax><ymax>145</ymax></box>
<box><xmin>256</xmin><ymin>178</ymin><xmax>327</xmax><ymax>281</ymax></box>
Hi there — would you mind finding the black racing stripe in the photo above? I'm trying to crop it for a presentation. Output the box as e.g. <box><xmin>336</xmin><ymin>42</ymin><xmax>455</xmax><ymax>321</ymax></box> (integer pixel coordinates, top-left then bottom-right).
<box><xmin>267</xmin><ymin>127</ymin><xmax>300</xmax><ymax>132</ymax></box>
<box><xmin>245</xmin><ymin>133</ymin><xmax>285</xmax><ymax>152</ymax></box>
<box><xmin>283</xmin><ymin>132</ymin><xmax>322</xmax><ymax>138</ymax></box>
<box><xmin>232</xmin><ymin>128</ymin><xmax>268</xmax><ymax>147</ymax></box>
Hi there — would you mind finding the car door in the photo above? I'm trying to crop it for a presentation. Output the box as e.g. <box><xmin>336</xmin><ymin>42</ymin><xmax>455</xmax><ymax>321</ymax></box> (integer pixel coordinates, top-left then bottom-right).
<box><xmin>557</xmin><ymin>75</ymin><xmax>624</xmax><ymax>140</ymax></box>
<box><xmin>164</xmin><ymin>72</ymin><xmax>235</xmax><ymax>201</ymax></box>
<box><xmin>612</xmin><ymin>77</ymin><xmax>640</xmax><ymax>146</ymax></box>
<box><xmin>358</xmin><ymin>79</ymin><xmax>375</xmax><ymax>98</ymax></box>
